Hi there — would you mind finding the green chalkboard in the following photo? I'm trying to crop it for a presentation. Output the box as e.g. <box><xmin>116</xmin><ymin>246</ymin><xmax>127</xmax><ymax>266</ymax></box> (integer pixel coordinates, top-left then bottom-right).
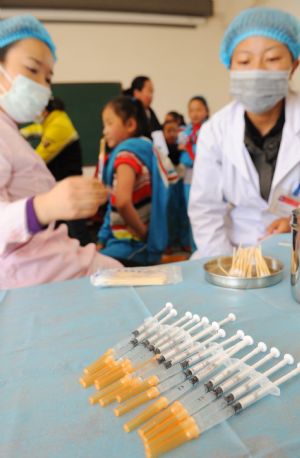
<box><xmin>52</xmin><ymin>82</ymin><xmax>121</xmax><ymax>166</ymax></box>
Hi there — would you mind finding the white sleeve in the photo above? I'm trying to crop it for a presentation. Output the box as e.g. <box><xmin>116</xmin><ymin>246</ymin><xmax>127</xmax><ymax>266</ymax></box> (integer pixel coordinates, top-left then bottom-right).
<box><xmin>188</xmin><ymin>120</ymin><xmax>233</xmax><ymax>259</ymax></box>
<box><xmin>0</xmin><ymin>153</ymin><xmax>32</xmax><ymax>255</ymax></box>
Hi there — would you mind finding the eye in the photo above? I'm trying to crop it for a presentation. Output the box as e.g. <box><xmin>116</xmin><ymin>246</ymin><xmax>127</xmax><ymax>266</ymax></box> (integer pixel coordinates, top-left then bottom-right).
<box><xmin>267</xmin><ymin>56</ymin><xmax>281</xmax><ymax>62</ymax></box>
<box><xmin>26</xmin><ymin>66</ymin><xmax>38</xmax><ymax>74</ymax></box>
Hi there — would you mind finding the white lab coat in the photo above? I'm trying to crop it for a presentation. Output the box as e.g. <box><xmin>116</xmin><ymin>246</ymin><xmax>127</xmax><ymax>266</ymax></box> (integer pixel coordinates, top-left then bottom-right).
<box><xmin>189</xmin><ymin>92</ymin><xmax>300</xmax><ymax>258</ymax></box>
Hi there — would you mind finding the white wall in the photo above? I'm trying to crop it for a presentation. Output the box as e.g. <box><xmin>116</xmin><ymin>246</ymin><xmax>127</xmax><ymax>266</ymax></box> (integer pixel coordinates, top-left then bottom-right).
<box><xmin>41</xmin><ymin>0</ymin><xmax>300</xmax><ymax>121</ymax></box>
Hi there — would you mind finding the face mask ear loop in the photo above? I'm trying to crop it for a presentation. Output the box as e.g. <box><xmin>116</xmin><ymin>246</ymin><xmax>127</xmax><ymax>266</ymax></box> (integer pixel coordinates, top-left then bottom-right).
<box><xmin>0</xmin><ymin>65</ymin><xmax>13</xmax><ymax>83</ymax></box>
<box><xmin>0</xmin><ymin>65</ymin><xmax>13</xmax><ymax>95</ymax></box>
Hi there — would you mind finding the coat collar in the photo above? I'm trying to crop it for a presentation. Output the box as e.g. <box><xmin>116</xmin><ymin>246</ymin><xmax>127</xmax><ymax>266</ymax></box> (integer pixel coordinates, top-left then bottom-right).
<box><xmin>223</xmin><ymin>93</ymin><xmax>300</xmax><ymax>196</ymax></box>
<box><xmin>270</xmin><ymin>92</ymin><xmax>300</xmax><ymax>195</ymax></box>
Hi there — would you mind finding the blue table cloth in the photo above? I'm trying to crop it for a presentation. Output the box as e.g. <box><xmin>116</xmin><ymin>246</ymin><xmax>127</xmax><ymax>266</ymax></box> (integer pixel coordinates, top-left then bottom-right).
<box><xmin>1</xmin><ymin>234</ymin><xmax>300</xmax><ymax>458</ymax></box>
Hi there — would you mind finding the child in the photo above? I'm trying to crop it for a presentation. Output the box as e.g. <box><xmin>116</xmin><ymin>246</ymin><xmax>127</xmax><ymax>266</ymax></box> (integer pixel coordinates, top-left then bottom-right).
<box><xmin>98</xmin><ymin>96</ymin><xmax>169</xmax><ymax>266</ymax></box>
<box><xmin>0</xmin><ymin>15</ymin><xmax>120</xmax><ymax>289</ymax></box>
<box><xmin>21</xmin><ymin>96</ymin><xmax>83</xmax><ymax>182</ymax></box>
<box><xmin>162</xmin><ymin>120</ymin><xmax>190</xmax><ymax>252</ymax></box>
<box><xmin>164</xmin><ymin>111</ymin><xmax>186</xmax><ymax>128</ymax></box>
<box><xmin>179</xmin><ymin>96</ymin><xmax>209</xmax><ymax>250</ymax></box>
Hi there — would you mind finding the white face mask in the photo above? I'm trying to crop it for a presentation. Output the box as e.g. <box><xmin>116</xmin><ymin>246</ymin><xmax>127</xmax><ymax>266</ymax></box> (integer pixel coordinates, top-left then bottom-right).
<box><xmin>0</xmin><ymin>66</ymin><xmax>51</xmax><ymax>123</ymax></box>
<box><xmin>230</xmin><ymin>69</ymin><xmax>290</xmax><ymax>114</ymax></box>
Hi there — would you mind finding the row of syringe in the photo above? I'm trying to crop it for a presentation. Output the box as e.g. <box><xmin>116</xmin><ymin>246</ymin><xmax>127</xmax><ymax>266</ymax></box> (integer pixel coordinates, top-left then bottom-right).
<box><xmin>80</xmin><ymin>303</ymin><xmax>300</xmax><ymax>457</ymax></box>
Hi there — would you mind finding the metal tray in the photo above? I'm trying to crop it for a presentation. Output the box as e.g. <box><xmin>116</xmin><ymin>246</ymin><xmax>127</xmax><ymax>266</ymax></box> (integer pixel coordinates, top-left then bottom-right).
<box><xmin>203</xmin><ymin>256</ymin><xmax>284</xmax><ymax>289</ymax></box>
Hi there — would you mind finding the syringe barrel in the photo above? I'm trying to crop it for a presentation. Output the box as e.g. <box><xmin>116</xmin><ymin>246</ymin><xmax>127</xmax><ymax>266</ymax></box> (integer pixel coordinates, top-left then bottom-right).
<box><xmin>134</xmin><ymin>322</ymin><xmax>159</xmax><ymax>343</ymax></box>
<box><xmin>163</xmin><ymin>380</ymin><xmax>193</xmax><ymax>404</ymax></box>
<box><xmin>194</xmin><ymin>402</ymin><xmax>234</xmax><ymax>433</ymax></box>
<box><xmin>158</xmin><ymin>372</ymin><xmax>186</xmax><ymax>393</ymax></box>
<box><xmin>169</xmin><ymin>343</ymin><xmax>200</xmax><ymax>366</ymax></box>
<box><xmin>209</xmin><ymin>359</ymin><xmax>242</xmax><ymax>388</ymax></box>
<box><xmin>237</xmin><ymin>388</ymin><xmax>268</xmax><ymax>411</ymax></box>
<box><xmin>154</xmin><ymin>326</ymin><xmax>181</xmax><ymax>347</ymax></box>
<box><xmin>182</xmin><ymin>387</ymin><xmax>213</xmax><ymax>415</ymax></box>
<box><xmin>135</xmin><ymin>316</ymin><xmax>155</xmax><ymax>335</ymax></box>
<box><xmin>158</xmin><ymin>330</ymin><xmax>186</xmax><ymax>353</ymax></box>
<box><xmin>190</xmin><ymin>350</ymin><xmax>226</xmax><ymax>375</ymax></box>
<box><xmin>181</xmin><ymin>352</ymin><xmax>202</xmax><ymax>369</ymax></box>
<box><xmin>230</xmin><ymin>358</ymin><xmax>289</xmax><ymax>402</ymax></box>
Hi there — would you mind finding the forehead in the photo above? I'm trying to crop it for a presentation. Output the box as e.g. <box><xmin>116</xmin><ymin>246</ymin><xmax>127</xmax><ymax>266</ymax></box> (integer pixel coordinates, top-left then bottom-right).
<box><xmin>143</xmin><ymin>79</ymin><xmax>153</xmax><ymax>90</ymax></box>
<box><xmin>164</xmin><ymin>122</ymin><xmax>177</xmax><ymax>129</ymax></box>
<box><xmin>103</xmin><ymin>105</ymin><xmax>120</xmax><ymax>119</ymax></box>
<box><xmin>189</xmin><ymin>99</ymin><xmax>206</xmax><ymax>109</ymax></box>
<box><xmin>6</xmin><ymin>38</ymin><xmax>54</xmax><ymax>69</ymax></box>
<box><xmin>233</xmin><ymin>36</ymin><xmax>290</xmax><ymax>56</ymax></box>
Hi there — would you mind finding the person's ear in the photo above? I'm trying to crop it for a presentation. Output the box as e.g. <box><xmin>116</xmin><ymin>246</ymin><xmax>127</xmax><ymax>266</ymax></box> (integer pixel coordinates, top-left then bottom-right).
<box><xmin>133</xmin><ymin>88</ymin><xmax>140</xmax><ymax>98</ymax></box>
<box><xmin>126</xmin><ymin>117</ymin><xmax>137</xmax><ymax>135</ymax></box>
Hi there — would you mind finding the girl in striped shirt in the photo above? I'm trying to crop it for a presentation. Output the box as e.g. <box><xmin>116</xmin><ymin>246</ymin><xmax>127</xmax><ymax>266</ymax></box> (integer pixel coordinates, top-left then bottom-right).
<box><xmin>98</xmin><ymin>96</ymin><xmax>169</xmax><ymax>266</ymax></box>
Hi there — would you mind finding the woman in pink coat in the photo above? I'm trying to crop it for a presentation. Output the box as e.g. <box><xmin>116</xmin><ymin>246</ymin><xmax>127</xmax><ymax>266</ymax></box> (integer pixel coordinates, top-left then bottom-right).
<box><xmin>0</xmin><ymin>15</ymin><xmax>120</xmax><ymax>289</ymax></box>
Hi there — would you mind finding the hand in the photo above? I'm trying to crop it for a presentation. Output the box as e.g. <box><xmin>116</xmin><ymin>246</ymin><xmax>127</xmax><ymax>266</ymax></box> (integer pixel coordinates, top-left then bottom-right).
<box><xmin>175</xmin><ymin>163</ymin><xmax>186</xmax><ymax>179</ymax></box>
<box><xmin>266</xmin><ymin>217</ymin><xmax>291</xmax><ymax>235</ymax></box>
<box><xmin>34</xmin><ymin>176</ymin><xmax>109</xmax><ymax>225</ymax></box>
<box><xmin>126</xmin><ymin>224</ymin><xmax>148</xmax><ymax>241</ymax></box>
<box><xmin>178</xmin><ymin>143</ymin><xmax>186</xmax><ymax>151</ymax></box>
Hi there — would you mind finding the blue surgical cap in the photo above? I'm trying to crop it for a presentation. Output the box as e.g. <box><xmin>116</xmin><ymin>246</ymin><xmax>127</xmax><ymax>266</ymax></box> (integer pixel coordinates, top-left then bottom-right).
<box><xmin>0</xmin><ymin>15</ymin><xmax>56</xmax><ymax>60</ymax></box>
<box><xmin>220</xmin><ymin>7</ymin><xmax>300</xmax><ymax>68</ymax></box>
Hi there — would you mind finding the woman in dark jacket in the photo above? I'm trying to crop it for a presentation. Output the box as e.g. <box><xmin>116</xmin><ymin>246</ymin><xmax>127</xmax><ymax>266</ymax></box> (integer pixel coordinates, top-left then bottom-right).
<box><xmin>124</xmin><ymin>76</ymin><xmax>161</xmax><ymax>133</ymax></box>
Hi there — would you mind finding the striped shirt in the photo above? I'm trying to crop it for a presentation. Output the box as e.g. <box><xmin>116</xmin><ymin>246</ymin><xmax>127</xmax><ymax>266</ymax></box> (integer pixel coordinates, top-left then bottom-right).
<box><xmin>110</xmin><ymin>151</ymin><xmax>152</xmax><ymax>240</ymax></box>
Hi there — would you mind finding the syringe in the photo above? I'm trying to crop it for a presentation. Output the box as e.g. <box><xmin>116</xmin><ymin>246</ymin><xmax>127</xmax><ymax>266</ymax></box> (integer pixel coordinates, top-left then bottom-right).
<box><xmin>158</xmin><ymin>313</ymin><xmax>236</xmax><ymax>362</ymax></box>
<box><xmin>81</xmin><ymin>303</ymin><xmax>176</xmax><ymax>385</ymax></box>
<box><xmin>132</xmin><ymin>303</ymin><xmax>175</xmax><ymax>336</ymax></box>
<box><xmin>93</xmin><ymin>328</ymin><xmax>225</xmax><ymax>407</ymax></box>
<box><xmin>147</xmin><ymin>314</ymin><xmax>200</xmax><ymax>351</ymax></box>
<box><xmin>164</xmin><ymin>329</ymin><xmax>226</xmax><ymax>368</ymax></box>
<box><xmin>155</xmin><ymin>317</ymin><xmax>212</xmax><ymax>359</ymax></box>
<box><xmin>137</xmin><ymin>342</ymin><xmax>267</xmax><ymax>438</ymax></box>
<box><xmin>142</xmin><ymin>363</ymin><xmax>300</xmax><ymax>458</ymax></box>
<box><xmin>186</xmin><ymin>335</ymin><xmax>254</xmax><ymax>383</ymax></box>
<box><xmin>83</xmin><ymin>308</ymin><xmax>178</xmax><ymax>389</ymax></box>
<box><xmin>204</xmin><ymin>341</ymin><xmax>267</xmax><ymax>391</ymax></box>
<box><xmin>148</xmin><ymin>347</ymin><xmax>283</xmax><ymax>432</ymax></box>
<box><xmin>113</xmin><ymin>329</ymin><xmax>228</xmax><ymax>417</ymax></box>
<box><xmin>179</xmin><ymin>330</ymin><xmax>245</xmax><ymax>370</ymax></box>
<box><xmin>122</xmin><ymin>334</ymin><xmax>249</xmax><ymax>431</ymax></box>
<box><xmin>157</xmin><ymin>322</ymin><xmax>220</xmax><ymax>363</ymax></box>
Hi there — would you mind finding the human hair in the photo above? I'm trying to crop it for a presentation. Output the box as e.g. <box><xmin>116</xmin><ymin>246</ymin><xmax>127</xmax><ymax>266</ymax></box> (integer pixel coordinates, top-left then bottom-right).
<box><xmin>46</xmin><ymin>97</ymin><xmax>65</xmax><ymax>112</ymax></box>
<box><xmin>189</xmin><ymin>96</ymin><xmax>210</xmax><ymax>116</ymax></box>
<box><xmin>123</xmin><ymin>76</ymin><xmax>151</xmax><ymax>96</ymax></box>
<box><xmin>0</xmin><ymin>43</ymin><xmax>17</xmax><ymax>62</ymax></box>
<box><xmin>105</xmin><ymin>95</ymin><xmax>151</xmax><ymax>138</ymax></box>
<box><xmin>166</xmin><ymin>111</ymin><xmax>186</xmax><ymax>126</ymax></box>
<box><xmin>163</xmin><ymin>119</ymin><xmax>179</xmax><ymax>129</ymax></box>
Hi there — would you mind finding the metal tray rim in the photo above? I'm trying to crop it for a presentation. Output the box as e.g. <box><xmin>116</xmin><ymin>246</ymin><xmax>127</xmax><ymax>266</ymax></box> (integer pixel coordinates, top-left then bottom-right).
<box><xmin>203</xmin><ymin>255</ymin><xmax>284</xmax><ymax>289</ymax></box>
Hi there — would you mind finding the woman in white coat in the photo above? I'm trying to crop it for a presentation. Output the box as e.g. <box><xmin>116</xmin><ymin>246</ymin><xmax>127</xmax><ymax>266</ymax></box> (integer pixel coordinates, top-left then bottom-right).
<box><xmin>189</xmin><ymin>7</ymin><xmax>300</xmax><ymax>258</ymax></box>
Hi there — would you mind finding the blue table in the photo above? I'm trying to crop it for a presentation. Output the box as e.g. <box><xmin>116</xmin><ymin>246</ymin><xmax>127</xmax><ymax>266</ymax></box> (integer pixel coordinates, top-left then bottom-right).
<box><xmin>1</xmin><ymin>234</ymin><xmax>300</xmax><ymax>458</ymax></box>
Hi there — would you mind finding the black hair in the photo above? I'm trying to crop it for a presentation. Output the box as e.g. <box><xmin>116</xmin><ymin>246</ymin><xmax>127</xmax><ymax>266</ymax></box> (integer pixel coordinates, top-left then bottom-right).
<box><xmin>162</xmin><ymin>119</ymin><xmax>179</xmax><ymax>129</ymax></box>
<box><xmin>105</xmin><ymin>95</ymin><xmax>151</xmax><ymax>138</ymax></box>
<box><xmin>189</xmin><ymin>96</ymin><xmax>210</xmax><ymax>116</ymax></box>
<box><xmin>0</xmin><ymin>43</ymin><xmax>18</xmax><ymax>62</ymax></box>
<box><xmin>123</xmin><ymin>75</ymin><xmax>150</xmax><ymax>96</ymax></box>
<box><xmin>46</xmin><ymin>97</ymin><xmax>65</xmax><ymax>112</ymax></box>
<box><xmin>166</xmin><ymin>111</ymin><xmax>186</xmax><ymax>126</ymax></box>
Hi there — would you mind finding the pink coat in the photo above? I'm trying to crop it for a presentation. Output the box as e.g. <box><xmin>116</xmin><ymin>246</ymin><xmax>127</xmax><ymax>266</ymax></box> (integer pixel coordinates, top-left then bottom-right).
<box><xmin>0</xmin><ymin>111</ymin><xmax>120</xmax><ymax>289</ymax></box>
